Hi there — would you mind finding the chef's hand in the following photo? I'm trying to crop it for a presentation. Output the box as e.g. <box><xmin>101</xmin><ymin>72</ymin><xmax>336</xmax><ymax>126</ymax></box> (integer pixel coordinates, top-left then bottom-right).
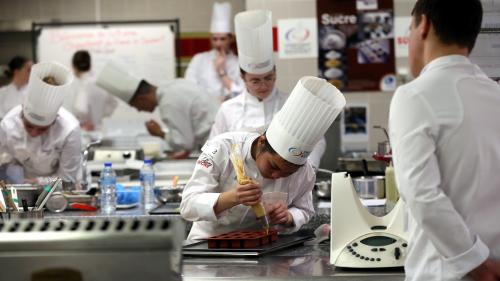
<box><xmin>468</xmin><ymin>259</ymin><xmax>500</xmax><ymax>281</ymax></box>
<box><xmin>234</xmin><ymin>181</ymin><xmax>262</xmax><ymax>206</ymax></box>
<box><xmin>145</xmin><ymin>120</ymin><xmax>165</xmax><ymax>139</ymax></box>
<box><xmin>214</xmin><ymin>49</ymin><xmax>226</xmax><ymax>73</ymax></box>
<box><xmin>267</xmin><ymin>202</ymin><xmax>293</xmax><ymax>226</ymax></box>
<box><xmin>81</xmin><ymin>121</ymin><xmax>95</xmax><ymax>131</ymax></box>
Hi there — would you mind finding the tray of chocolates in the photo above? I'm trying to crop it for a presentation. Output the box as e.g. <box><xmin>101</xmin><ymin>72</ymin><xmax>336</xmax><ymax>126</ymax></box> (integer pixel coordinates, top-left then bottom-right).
<box><xmin>183</xmin><ymin>230</ymin><xmax>313</xmax><ymax>257</ymax></box>
<box><xmin>207</xmin><ymin>229</ymin><xmax>279</xmax><ymax>249</ymax></box>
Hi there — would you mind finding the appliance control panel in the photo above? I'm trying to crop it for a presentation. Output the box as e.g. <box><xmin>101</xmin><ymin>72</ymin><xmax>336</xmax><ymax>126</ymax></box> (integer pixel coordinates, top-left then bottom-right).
<box><xmin>335</xmin><ymin>233</ymin><xmax>407</xmax><ymax>268</ymax></box>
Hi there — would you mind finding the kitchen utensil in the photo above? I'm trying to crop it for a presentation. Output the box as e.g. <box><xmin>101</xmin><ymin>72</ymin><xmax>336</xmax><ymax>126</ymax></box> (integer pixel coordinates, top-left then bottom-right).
<box><xmin>330</xmin><ymin>172</ymin><xmax>408</xmax><ymax>268</ymax></box>
<box><xmin>34</xmin><ymin>179</ymin><xmax>61</xmax><ymax>211</ymax></box>
<box><xmin>315</xmin><ymin>169</ymin><xmax>334</xmax><ymax>198</ymax></box>
<box><xmin>154</xmin><ymin>184</ymin><xmax>185</xmax><ymax>203</ymax></box>
<box><xmin>352</xmin><ymin>176</ymin><xmax>385</xmax><ymax>199</ymax></box>
<box><xmin>304</xmin><ymin>224</ymin><xmax>331</xmax><ymax>246</ymax></box>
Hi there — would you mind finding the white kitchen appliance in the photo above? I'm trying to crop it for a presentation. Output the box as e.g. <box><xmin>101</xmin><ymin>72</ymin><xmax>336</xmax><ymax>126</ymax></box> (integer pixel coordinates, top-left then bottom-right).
<box><xmin>330</xmin><ymin>172</ymin><xmax>408</xmax><ymax>268</ymax></box>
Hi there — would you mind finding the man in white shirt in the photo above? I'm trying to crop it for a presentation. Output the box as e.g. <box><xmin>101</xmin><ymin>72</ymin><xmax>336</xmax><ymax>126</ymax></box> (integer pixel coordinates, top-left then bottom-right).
<box><xmin>209</xmin><ymin>10</ymin><xmax>326</xmax><ymax>169</ymax></box>
<box><xmin>181</xmin><ymin>76</ymin><xmax>345</xmax><ymax>240</ymax></box>
<box><xmin>0</xmin><ymin>62</ymin><xmax>81</xmax><ymax>185</ymax></box>
<box><xmin>388</xmin><ymin>0</ymin><xmax>500</xmax><ymax>280</ymax></box>
<box><xmin>0</xmin><ymin>56</ymin><xmax>32</xmax><ymax>118</ymax></box>
<box><xmin>97</xmin><ymin>62</ymin><xmax>217</xmax><ymax>159</ymax></box>
<box><xmin>184</xmin><ymin>2</ymin><xmax>243</xmax><ymax>102</ymax></box>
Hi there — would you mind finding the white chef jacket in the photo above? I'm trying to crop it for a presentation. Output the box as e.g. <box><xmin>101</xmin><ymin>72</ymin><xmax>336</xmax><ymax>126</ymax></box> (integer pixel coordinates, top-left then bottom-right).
<box><xmin>66</xmin><ymin>72</ymin><xmax>117</xmax><ymax>128</ymax></box>
<box><xmin>0</xmin><ymin>83</ymin><xmax>27</xmax><ymax>119</ymax></box>
<box><xmin>209</xmin><ymin>88</ymin><xmax>327</xmax><ymax>169</ymax></box>
<box><xmin>389</xmin><ymin>55</ymin><xmax>500</xmax><ymax>281</ymax></box>
<box><xmin>0</xmin><ymin>105</ymin><xmax>82</xmax><ymax>183</ymax></box>
<box><xmin>185</xmin><ymin>50</ymin><xmax>244</xmax><ymax>100</ymax></box>
<box><xmin>157</xmin><ymin>79</ymin><xmax>217</xmax><ymax>151</ymax></box>
<box><xmin>180</xmin><ymin>131</ymin><xmax>316</xmax><ymax>240</ymax></box>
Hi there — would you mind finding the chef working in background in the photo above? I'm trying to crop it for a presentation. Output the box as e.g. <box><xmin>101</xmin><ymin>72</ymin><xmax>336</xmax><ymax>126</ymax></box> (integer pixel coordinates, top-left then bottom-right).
<box><xmin>184</xmin><ymin>1</ymin><xmax>243</xmax><ymax>103</ymax></box>
<box><xmin>0</xmin><ymin>62</ymin><xmax>82</xmax><ymax>185</ymax></box>
<box><xmin>65</xmin><ymin>50</ymin><xmax>118</xmax><ymax>131</ymax></box>
<box><xmin>209</xmin><ymin>10</ymin><xmax>327</xmax><ymax>170</ymax></box>
<box><xmin>96</xmin><ymin>62</ymin><xmax>217</xmax><ymax>159</ymax></box>
<box><xmin>0</xmin><ymin>56</ymin><xmax>33</xmax><ymax>119</ymax></box>
<box><xmin>181</xmin><ymin>75</ymin><xmax>345</xmax><ymax>240</ymax></box>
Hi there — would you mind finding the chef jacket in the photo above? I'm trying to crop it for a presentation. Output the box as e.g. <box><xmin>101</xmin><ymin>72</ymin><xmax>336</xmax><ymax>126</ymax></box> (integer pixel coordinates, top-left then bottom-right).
<box><xmin>157</xmin><ymin>79</ymin><xmax>217</xmax><ymax>151</ymax></box>
<box><xmin>0</xmin><ymin>83</ymin><xmax>27</xmax><ymax>119</ymax></box>
<box><xmin>180</xmin><ymin>131</ymin><xmax>316</xmax><ymax>240</ymax></box>
<box><xmin>185</xmin><ymin>50</ymin><xmax>244</xmax><ymax>100</ymax></box>
<box><xmin>389</xmin><ymin>55</ymin><xmax>500</xmax><ymax>281</ymax></box>
<box><xmin>0</xmin><ymin>105</ymin><xmax>82</xmax><ymax>184</ymax></box>
<box><xmin>209</xmin><ymin>88</ymin><xmax>327</xmax><ymax>169</ymax></box>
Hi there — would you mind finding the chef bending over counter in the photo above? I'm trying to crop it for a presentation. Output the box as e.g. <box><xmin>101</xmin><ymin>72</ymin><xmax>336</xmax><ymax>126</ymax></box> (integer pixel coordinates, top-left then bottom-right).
<box><xmin>180</xmin><ymin>76</ymin><xmax>345</xmax><ymax>240</ymax></box>
<box><xmin>96</xmin><ymin>62</ymin><xmax>218</xmax><ymax>159</ymax></box>
<box><xmin>0</xmin><ymin>62</ymin><xmax>82</xmax><ymax>185</ymax></box>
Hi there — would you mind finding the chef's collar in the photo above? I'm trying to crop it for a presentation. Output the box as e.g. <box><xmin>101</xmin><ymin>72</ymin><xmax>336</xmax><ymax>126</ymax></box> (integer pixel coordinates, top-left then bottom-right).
<box><xmin>420</xmin><ymin>55</ymin><xmax>470</xmax><ymax>76</ymax></box>
<box><xmin>242</xmin><ymin>133</ymin><xmax>262</xmax><ymax>181</ymax></box>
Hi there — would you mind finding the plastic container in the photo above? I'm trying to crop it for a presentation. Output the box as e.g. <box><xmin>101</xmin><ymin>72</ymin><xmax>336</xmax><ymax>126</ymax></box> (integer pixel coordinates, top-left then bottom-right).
<box><xmin>100</xmin><ymin>162</ymin><xmax>116</xmax><ymax>214</ymax></box>
<box><xmin>140</xmin><ymin>159</ymin><xmax>156</xmax><ymax>210</ymax></box>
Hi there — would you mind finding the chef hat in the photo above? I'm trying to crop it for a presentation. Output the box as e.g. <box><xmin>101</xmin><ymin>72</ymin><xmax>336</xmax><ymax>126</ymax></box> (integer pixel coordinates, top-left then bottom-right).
<box><xmin>266</xmin><ymin>76</ymin><xmax>346</xmax><ymax>165</ymax></box>
<box><xmin>235</xmin><ymin>10</ymin><xmax>274</xmax><ymax>74</ymax></box>
<box><xmin>23</xmin><ymin>62</ymin><xmax>73</xmax><ymax>126</ymax></box>
<box><xmin>210</xmin><ymin>2</ymin><xmax>232</xmax><ymax>33</ymax></box>
<box><xmin>96</xmin><ymin>61</ymin><xmax>141</xmax><ymax>103</ymax></box>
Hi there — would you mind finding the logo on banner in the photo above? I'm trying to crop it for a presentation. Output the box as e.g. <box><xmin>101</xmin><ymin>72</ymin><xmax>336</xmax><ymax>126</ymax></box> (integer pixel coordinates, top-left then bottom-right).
<box><xmin>285</xmin><ymin>27</ymin><xmax>310</xmax><ymax>43</ymax></box>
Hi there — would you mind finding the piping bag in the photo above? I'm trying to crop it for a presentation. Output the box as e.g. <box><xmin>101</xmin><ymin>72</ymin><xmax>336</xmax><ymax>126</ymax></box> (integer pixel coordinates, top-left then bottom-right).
<box><xmin>230</xmin><ymin>144</ymin><xmax>270</xmax><ymax>234</ymax></box>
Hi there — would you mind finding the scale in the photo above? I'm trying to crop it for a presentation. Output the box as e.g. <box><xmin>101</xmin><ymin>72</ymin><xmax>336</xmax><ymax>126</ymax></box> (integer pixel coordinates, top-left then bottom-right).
<box><xmin>330</xmin><ymin>172</ymin><xmax>408</xmax><ymax>268</ymax></box>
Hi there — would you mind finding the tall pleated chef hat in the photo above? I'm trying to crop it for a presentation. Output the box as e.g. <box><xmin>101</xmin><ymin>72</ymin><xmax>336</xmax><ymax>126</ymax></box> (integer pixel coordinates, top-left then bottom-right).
<box><xmin>266</xmin><ymin>76</ymin><xmax>346</xmax><ymax>165</ymax></box>
<box><xmin>235</xmin><ymin>10</ymin><xmax>274</xmax><ymax>74</ymax></box>
<box><xmin>210</xmin><ymin>2</ymin><xmax>232</xmax><ymax>33</ymax></box>
<box><xmin>23</xmin><ymin>62</ymin><xmax>73</xmax><ymax>126</ymax></box>
<box><xmin>96</xmin><ymin>61</ymin><xmax>141</xmax><ymax>103</ymax></box>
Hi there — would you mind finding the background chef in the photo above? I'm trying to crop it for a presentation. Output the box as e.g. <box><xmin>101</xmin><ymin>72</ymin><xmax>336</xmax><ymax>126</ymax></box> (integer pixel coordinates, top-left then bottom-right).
<box><xmin>97</xmin><ymin>62</ymin><xmax>217</xmax><ymax>159</ymax></box>
<box><xmin>181</xmin><ymin>76</ymin><xmax>346</xmax><ymax>240</ymax></box>
<box><xmin>184</xmin><ymin>1</ymin><xmax>243</xmax><ymax>103</ymax></box>
<box><xmin>0</xmin><ymin>56</ymin><xmax>33</xmax><ymax>119</ymax></box>
<box><xmin>0</xmin><ymin>62</ymin><xmax>82</xmax><ymax>185</ymax></box>
<box><xmin>209</xmin><ymin>9</ymin><xmax>327</xmax><ymax>170</ymax></box>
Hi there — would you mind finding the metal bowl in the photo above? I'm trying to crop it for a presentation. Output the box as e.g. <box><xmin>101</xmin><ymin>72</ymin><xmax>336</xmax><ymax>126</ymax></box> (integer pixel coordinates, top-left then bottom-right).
<box><xmin>154</xmin><ymin>185</ymin><xmax>185</xmax><ymax>203</ymax></box>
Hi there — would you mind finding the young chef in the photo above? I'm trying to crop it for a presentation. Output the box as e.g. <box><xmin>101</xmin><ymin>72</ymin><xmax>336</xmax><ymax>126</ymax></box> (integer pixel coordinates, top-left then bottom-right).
<box><xmin>209</xmin><ymin>10</ymin><xmax>327</xmax><ymax>170</ymax></box>
<box><xmin>0</xmin><ymin>62</ymin><xmax>82</xmax><ymax>185</ymax></box>
<box><xmin>66</xmin><ymin>50</ymin><xmax>118</xmax><ymax>131</ymax></box>
<box><xmin>96</xmin><ymin>62</ymin><xmax>217</xmax><ymax>159</ymax></box>
<box><xmin>388</xmin><ymin>0</ymin><xmax>500</xmax><ymax>280</ymax></box>
<box><xmin>184</xmin><ymin>2</ymin><xmax>243</xmax><ymax>103</ymax></box>
<box><xmin>181</xmin><ymin>76</ymin><xmax>346</xmax><ymax>240</ymax></box>
<box><xmin>0</xmin><ymin>56</ymin><xmax>33</xmax><ymax>119</ymax></box>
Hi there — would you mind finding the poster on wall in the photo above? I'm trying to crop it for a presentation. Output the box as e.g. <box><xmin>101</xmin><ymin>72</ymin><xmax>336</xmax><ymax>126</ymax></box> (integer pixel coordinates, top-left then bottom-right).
<box><xmin>317</xmin><ymin>0</ymin><xmax>396</xmax><ymax>92</ymax></box>
<box><xmin>278</xmin><ymin>18</ymin><xmax>318</xmax><ymax>59</ymax></box>
<box><xmin>341</xmin><ymin>103</ymin><xmax>370</xmax><ymax>152</ymax></box>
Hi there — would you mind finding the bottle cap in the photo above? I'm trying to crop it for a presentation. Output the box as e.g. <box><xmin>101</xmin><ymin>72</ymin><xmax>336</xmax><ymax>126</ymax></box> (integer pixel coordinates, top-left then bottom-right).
<box><xmin>144</xmin><ymin>159</ymin><xmax>153</xmax><ymax>164</ymax></box>
<box><xmin>104</xmin><ymin>162</ymin><xmax>112</xmax><ymax>167</ymax></box>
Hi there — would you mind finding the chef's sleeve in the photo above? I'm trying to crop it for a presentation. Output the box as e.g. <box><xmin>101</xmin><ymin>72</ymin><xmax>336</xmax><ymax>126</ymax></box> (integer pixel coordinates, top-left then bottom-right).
<box><xmin>389</xmin><ymin>88</ymin><xmax>489</xmax><ymax>279</ymax></box>
<box><xmin>55</xmin><ymin>127</ymin><xmax>82</xmax><ymax>184</ymax></box>
<box><xmin>180</xmin><ymin>141</ymin><xmax>228</xmax><ymax>222</ymax></box>
<box><xmin>281</xmin><ymin>163</ymin><xmax>316</xmax><ymax>234</ymax></box>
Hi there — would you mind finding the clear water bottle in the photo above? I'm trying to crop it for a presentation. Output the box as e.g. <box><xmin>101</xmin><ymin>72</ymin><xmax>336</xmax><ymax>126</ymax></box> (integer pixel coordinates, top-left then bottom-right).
<box><xmin>100</xmin><ymin>162</ymin><xmax>116</xmax><ymax>214</ymax></box>
<box><xmin>140</xmin><ymin>159</ymin><xmax>156</xmax><ymax>210</ymax></box>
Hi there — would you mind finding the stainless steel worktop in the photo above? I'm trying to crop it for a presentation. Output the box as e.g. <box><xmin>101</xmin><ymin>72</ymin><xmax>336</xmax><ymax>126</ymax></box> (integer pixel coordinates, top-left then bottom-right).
<box><xmin>183</xmin><ymin>243</ymin><xmax>405</xmax><ymax>281</ymax></box>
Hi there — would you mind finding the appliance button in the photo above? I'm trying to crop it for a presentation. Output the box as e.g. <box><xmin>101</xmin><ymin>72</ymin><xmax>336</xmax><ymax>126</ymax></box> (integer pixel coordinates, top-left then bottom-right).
<box><xmin>370</xmin><ymin>258</ymin><xmax>375</xmax><ymax>261</ymax></box>
<box><xmin>394</xmin><ymin>247</ymin><xmax>401</xmax><ymax>260</ymax></box>
<box><xmin>371</xmin><ymin>248</ymin><xmax>378</xmax><ymax>252</ymax></box>
<box><xmin>364</xmin><ymin>257</ymin><xmax>370</xmax><ymax>261</ymax></box>
<box><xmin>353</xmin><ymin>243</ymin><xmax>358</xmax><ymax>247</ymax></box>
<box><xmin>356</xmin><ymin>254</ymin><xmax>360</xmax><ymax>257</ymax></box>
<box><xmin>379</xmin><ymin>248</ymin><xmax>386</xmax><ymax>252</ymax></box>
<box><xmin>402</xmin><ymin>243</ymin><xmax>408</xmax><ymax>247</ymax></box>
<box><xmin>376</xmin><ymin>258</ymin><xmax>381</xmax><ymax>261</ymax></box>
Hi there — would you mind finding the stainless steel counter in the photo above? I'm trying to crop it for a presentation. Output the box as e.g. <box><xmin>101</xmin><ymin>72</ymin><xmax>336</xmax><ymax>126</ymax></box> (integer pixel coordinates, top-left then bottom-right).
<box><xmin>183</xmin><ymin>243</ymin><xmax>405</xmax><ymax>281</ymax></box>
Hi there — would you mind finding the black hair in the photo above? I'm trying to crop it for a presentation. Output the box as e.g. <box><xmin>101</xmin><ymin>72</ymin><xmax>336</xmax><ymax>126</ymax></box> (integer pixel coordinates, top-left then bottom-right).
<box><xmin>131</xmin><ymin>80</ymin><xmax>154</xmax><ymax>101</ymax></box>
<box><xmin>72</xmin><ymin>50</ymin><xmax>91</xmax><ymax>72</ymax></box>
<box><xmin>412</xmin><ymin>0</ymin><xmax>483</xmax><ymax>52</ymax></box>
<box><xmin>5</xmin><ymin>56</ymin><xmax>28</xmax><ymax>78</ymax></box>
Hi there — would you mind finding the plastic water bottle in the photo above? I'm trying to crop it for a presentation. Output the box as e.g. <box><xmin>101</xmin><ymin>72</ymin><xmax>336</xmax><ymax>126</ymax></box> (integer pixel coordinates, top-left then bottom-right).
<box><xmin>100</xmin><ymin>162</ymin><xmax>116</xmax><ymax>214</ymax></box>
<box><xmin>140</xmin><ymin>159</ymin><xmax>156</xmax><ymax>210</ymax></box>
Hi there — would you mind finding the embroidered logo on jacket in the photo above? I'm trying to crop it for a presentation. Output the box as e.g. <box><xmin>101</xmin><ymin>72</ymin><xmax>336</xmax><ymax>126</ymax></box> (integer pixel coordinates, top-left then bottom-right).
<box><xmin>197</xmin><ymin>157</ymin><xmax>213</xmax><ymax>168</ymax></box>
